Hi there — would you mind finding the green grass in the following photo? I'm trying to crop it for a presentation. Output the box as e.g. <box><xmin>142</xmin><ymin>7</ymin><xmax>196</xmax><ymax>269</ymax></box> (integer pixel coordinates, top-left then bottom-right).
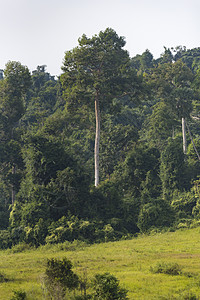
<box><xmin>1</xmin><ymin>228</ymin><xmax>200</xmax><ymax>299</ymax></box>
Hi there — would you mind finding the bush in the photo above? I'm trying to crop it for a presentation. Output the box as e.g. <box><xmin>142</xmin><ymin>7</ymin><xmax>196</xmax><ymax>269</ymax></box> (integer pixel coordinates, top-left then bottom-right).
<box><xmin>10</xmin><ymin>226</ymin><xmax>26</xmax><ymax>246</ymax></box>
<box><xmin>137</xmin><ymin>198</ymin><xmax>174</xmax><ymax>233</ymax></box>
<box><xmin>10</xmin><ymin>290</ymin><xmax>27</xmax><ymax>300</ymax></box>
<box><xmin>44</xmin><ymin>258</ymin><xmax>79</xmax><ymax>299</ymax></box>
<box><xmin>46</xmin><ymin>215</ymin><xmax>126</xmax><ymax>244</ymax></box>
<box><xmin>46</xmin><ymin>216</ymin><xmax>98</xmax><ymax>244</ymax></box>
<box><xmin>92</xmin><ymin>272</ymin><xmax>128</xmax><ymax>299</ymax></box>
<box><xmin>180</xmin><ymin>291</ymin><xmax>198</xmax><ymax>300</ymax></box>
<box><xmin>0</xmin><ymin>272</ymin><xmax>9</xmax><ymax>282</ymax></box>
<box><xmin>0</xmin><ymin>230</ymin><xmax>12</xmax><ymax>249</ymax></box>
<box><xmin>39</xmin><ymin>240</ymin><xmax>88</xmax><ymax>253</ymax></box>
<box><xmin>171</xmin><ymin>191</ymin><xmax>197</xmax><ymax>218</ymax></box>
<box><xmin>10</xmin><ymin>242</ymin><xmax>33</xmax><ymax>253</ymax></box>
<box><xmin>150</xmin><ymin>262</ymin><xmax>182</xmax><ymax>275</ymax></box>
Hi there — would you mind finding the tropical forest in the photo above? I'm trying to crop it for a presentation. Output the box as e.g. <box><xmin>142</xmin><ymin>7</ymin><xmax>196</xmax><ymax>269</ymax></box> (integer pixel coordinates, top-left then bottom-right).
<box><xmin>1</xmin><ymin>28</ymin><xmax>200</xmax><ymax>299</ymax></box>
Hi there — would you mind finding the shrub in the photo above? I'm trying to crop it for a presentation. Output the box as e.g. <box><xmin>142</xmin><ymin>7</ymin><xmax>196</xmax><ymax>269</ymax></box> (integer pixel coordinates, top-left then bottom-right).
<box><xmin>171</xmin><ymin>191</ymin><xmax>197</xmax><ymax>218</ymax></box>
<box><xmin>137</xmin><ymin>198</ymin><xmax>174</xmax><ymax>233</ymax></box>
<box><xmin>44</xmin><ymin>258</ymin><xmax>79</xmax><ymax>299</ymax></box>
<box><xmin>103</xmin><ymin>224</ymin><xmax>115</xmax><ymax>242</ymax></box>
<box><xmin>0</xmin><ymin>230</ymin><xmax>12</xmax><ymax>249</ymax></box>
<box><xmin>10</xmin><ymin>226</ymin><xmax>26</xmax><ymax>246</ymax></box>
<box><xmin>10</xmin><ymin>290</ymin><xmax>27</xmax><ymax>300</ymax></box>
<box><xmin>150</xmin><ymin>262</ymin><xmax>182</xmax><ymax>275</ymax></box>
<box><xmin>10</xmin><ymin>242</ymin><xmax>33</xmax><ymax>253</ymax></box>
<box><xmin>46</xmin><ymin>216</ymin><xmax>95</xmax><ymax>243</ymax></box>
<box><xmin>0</xmin><ymin>272</ymin><xmax>9</xmax><ymax>282</ymax></box>
<box><xmin>92</xmin><ymin>272</ymin><xmax>128</xmax><ymax>299</ymax></box>
<box><xmin>181</xmin><ymin>291</ymin><xmax>198</xmax><ymax>300</ymax></box>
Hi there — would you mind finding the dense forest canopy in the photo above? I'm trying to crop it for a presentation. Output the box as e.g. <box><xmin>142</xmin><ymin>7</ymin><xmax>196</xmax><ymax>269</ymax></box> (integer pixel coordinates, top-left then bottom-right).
<box><xmin>0</xmin><ymin>28</ymin><xmax>200</xmax><ymax>248</ymax></box>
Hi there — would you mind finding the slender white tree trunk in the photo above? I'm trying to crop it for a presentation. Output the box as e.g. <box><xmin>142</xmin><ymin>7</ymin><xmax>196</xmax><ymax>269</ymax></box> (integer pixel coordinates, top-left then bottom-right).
<box><xmin>94</xmin><ymin>94</ymin><xmax>100</xmax><ymax>187</ymax></box>
<box><xmin>182</xmin><ymin>117</ymin><xmax>187</xmax><ymax>155</ymax></box>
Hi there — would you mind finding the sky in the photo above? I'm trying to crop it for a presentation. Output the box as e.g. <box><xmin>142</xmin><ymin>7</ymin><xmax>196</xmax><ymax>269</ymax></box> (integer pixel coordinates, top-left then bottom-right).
<box><xmin>0</xmin><ymin>0</ymin><xmax>200</xmax><ymax>77</ymax></box>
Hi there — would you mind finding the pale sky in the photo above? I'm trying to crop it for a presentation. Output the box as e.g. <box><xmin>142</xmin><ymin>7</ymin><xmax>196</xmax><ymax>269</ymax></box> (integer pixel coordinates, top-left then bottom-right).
<box><xmin>1</xmin><ymin>0</ymin><xmax>199</xmax><ymax>76</ymax></box>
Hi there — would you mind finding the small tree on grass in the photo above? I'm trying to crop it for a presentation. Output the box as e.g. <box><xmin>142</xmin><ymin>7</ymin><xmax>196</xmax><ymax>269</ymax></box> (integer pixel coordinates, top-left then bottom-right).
<box><xmin>0</xmin><ymin>272</ymin><xmax>9</xmax><ymax>282</ymax></box>
<box><xmin>92</xmin><ymin>272</ymin><xmax>128</xmax><ymax>300</ymax></box>
<box><xmin>44</xmin><ymin>258</ymin><xmax>79</xmax><ymax>299</ymax></box>
<box><xmin>150</xmin><ymin>262</ymin><xmax>182</xmax><ymax>276</ymax></box>
<box><xmin>10</xmin><ymin>290</ymin><xmax>27</xmax><ymax>300</ymax></box>
<box><xmin>43</xmin><ymin>259</ymin><xmax>129</xmax><ymax>299</ymax></box>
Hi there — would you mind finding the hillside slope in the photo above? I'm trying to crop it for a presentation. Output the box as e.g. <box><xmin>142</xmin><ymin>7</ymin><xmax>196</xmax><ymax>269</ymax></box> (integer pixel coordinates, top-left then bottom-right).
<box><xmin>1</xmin><ymin>227</ymin><xmax>200</xmax><ymax>299</ymax></box>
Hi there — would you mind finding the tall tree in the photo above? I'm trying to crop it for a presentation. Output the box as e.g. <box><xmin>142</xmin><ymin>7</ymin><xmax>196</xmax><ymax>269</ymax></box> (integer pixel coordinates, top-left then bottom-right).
<box><xmin>60</xmin><ymin>28</ymin><xmax>142</xmax><ymax>186</ymax></box>
<box><xmin>131</xmin><ymin>49</ymin><xmax>154</xmax><ymax>73</ymax></box>
<box><xmin>0</xmin><ymin>61</ymin><xmax>31</xmax><ymax>204</ymax></box>
<box><xmin>1</xmin><ymin>61</ymin><xmax>31</xmax><ymax>133</ymax></box>
<box><xmin>146</xmin><ymin>60</ymin><xmax>194</xmax><ymax>153</ymax></box>
<box><xmin>21</xmin><ymin>65</ymin><xmax>58</xmax><ymax>127</ymax></box>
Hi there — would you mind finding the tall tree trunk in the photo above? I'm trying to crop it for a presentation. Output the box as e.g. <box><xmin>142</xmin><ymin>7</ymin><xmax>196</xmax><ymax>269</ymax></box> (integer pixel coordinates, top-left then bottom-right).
<box><xmin>94</xmin><ymin>93</ymin><xmax>100</xmax><ymax>187</ymax></box>
<box><xmin>182</xmin><ymin>117</ymin><xmax>187</xmax><ymax>155</ymax></box>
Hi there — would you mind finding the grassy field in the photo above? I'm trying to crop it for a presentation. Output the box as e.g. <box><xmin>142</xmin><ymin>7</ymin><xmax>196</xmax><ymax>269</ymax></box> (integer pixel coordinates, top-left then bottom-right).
<box><xmin>1</xmin><ymin>228</ymin><xmax>200</xmax><ymax>299</ymax></box>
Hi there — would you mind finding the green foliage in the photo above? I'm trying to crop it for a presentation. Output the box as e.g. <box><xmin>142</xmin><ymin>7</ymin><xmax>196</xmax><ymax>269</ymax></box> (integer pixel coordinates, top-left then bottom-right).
<box><xmin>0</xmin><ymin>230</ymin><xmax>12</xmax><ymax>249</ymax></box>
<box><xmin>100</xmin><ymin>121</ymin><xmax>138</xmax><ymax>180</ymax></box>
<box><xmin>61</xmin><ymin>28</ymin><xmax>143</xmax><ymax>186</ymax></box>
<box><xmin>9</xmin><ymin>194</ymin><xmax>50</xmax><ymax>231</ymax></box>
<box><xmin>160</xmin><ymin>135</ymin><xmax>190</xmax><ymax>199</ymax></box>
<box><xmin>46</xmin><ymin>215</ymin><xmax>92</xmax><ymax>244</ymax></box>
<box><xmin>10</xmin><ymin>290</ymin><xmax>27</xmax><ymax>300</ymax></box>
<box><xmin>10</xmin><ymin>131</ymin><xmax>91</xmax><ymax>235</ymax></box>
<box><xmin>1</xmin><ymin>61</ymin><xmax>31</xmax><ymax>129</ymax></box>
<box><xmin>187</xmin><ymin>138</ymin><xmax>200</xmax><ymax>181</ymax></box>
<box><xmin>171</xmin><ymin>191</ymin><xmax>197</xmax><ymax>220</ymax></box>
<box><xmin>89</xmin><ymin>180</ymin><xmax>123</xmax><ymax>221</ymax></box>
<box><xmin>159</xmin><ymin>47</ymin><xmax>174</xmax><ymax>64</ymax></box>
<box><xmin>174</xmin><ymin>46</ymin><xmax>200</xmax><ymax>71</ymax></box>
<box><xmin>1</xmin><ymin>30</ymin><xmax>200</xmax><ymax>249</ymax></box>
<box><xmin>10</xmin><ymin>242</ymin><xmax>33</xmax><ymax>253</ymax></box>
<box><xmin>92</xmin><ymin>272</ymin><xmax>128</xmax><ymax>300</ymax></box>
<box><xmin>0</xmin><ymin>194</ymin><xmax>10</xmax><ymax>230</ymax></box>
<box><xmin>142</xmin><ymin>101</ymin><xmax>178</xmax><ymax>149</ymax></box>
<box><xmin>45</xmin><ymin>258</ymin><xmax>79</xmax><ymax>289</ymax></box>
<box><xmin>45</xmin><ymin>215</ymin><xmax>124</xmax><ymax>245</ymax></box>
<box><xmin>61</xmin><ymin>28</ymin><xmax>140</xmax><ymax>110</ymax></box>
<box><xmin>137</xmin><ymin>198</ymin><xmax>174</xmax><ymax>233</ymax></box>
<box><xmin>120</xmin><ymin>143</ymin><xmax>161</xmax><ymax>199</ymax></box>
<box><xmin>44</xmin><ymin>258</ymin><xmax>79</xmax><ymax>299</ymax></box>
<box><xmin>145</xmin><ymin>60</ymin><xmax>194</xmax><ymax>122</ymax></box>
<box><xmin>40</xmin><ymin>240</ymin><xmax>89</xmax><ymax>252</ymax></box>
<box><xmin>181</xmin><ymin>292</ymin><xmax>198</xmax><ymax>300</ymax></box>
<box><xmin>0</xmin><ymin>272</ymin><xmax>9</xmax><ymax>282</ymax></box>
<box><xmin>150</xmin><ymin>262</ymin><xmax>182</xmax><ymax>275</ymax></box>
<box><xmin>2</xmin><ymin>227</ymin><xmax>200</xmax><ymax>299</ymax></box>
<box><xmin>22</xmin><ymin>134</ymin><xmax>73</xmax><ymax>185</ymax></box>
<box><xmin>119</xmin><ymin>197</ymin><xmax>140</xmax><ymax>234</ymax></box>
<box><xmin>0</xmin><ymin>62</ymin><xmax>31</xmax><ymax>208</ymax></box>
<box><xmin>22</xmin><ymin>65</ymin><xmax>58</xmax><ymax>126</ymax></box>
<box><xmin>131</xmin><ymin>49</ymin><xmax>154</xmax><ymax>72</ymax></box>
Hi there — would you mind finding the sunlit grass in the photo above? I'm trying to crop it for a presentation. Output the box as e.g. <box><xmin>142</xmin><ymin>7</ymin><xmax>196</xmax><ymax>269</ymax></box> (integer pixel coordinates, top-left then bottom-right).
<box><xmin>1</xmin><ymin>228</ymin><xmax>200</xmax><ymax>299</ymax></box>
